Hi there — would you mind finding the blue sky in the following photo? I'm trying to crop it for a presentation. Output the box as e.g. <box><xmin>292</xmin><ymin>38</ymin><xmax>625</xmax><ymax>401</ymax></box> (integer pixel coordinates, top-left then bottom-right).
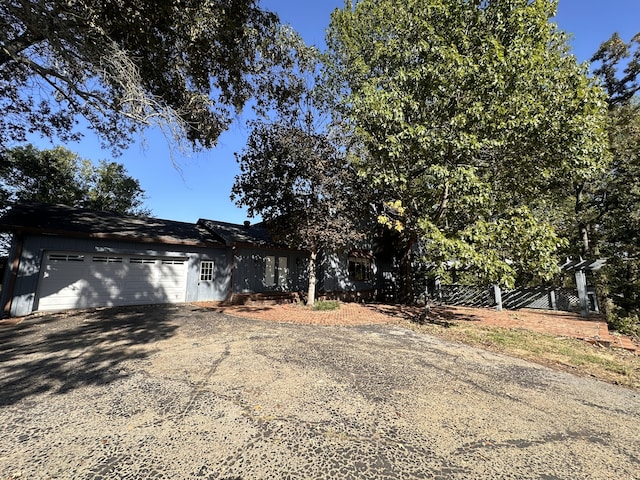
<box><xmin>29</xmin><ymin>0</ymin><xmax>640</xmax><ymax>224</ymax></box>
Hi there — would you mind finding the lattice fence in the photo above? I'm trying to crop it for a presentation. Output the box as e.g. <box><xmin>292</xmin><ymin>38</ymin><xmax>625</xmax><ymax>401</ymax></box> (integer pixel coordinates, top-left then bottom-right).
<box><xmin>432</xmin><ymin>284</ymin><xmax>594</xmax><ymax>313</ymax></box>
<box><xmin>435</xmin><ymin>284</ymin><xmax>495</xmax><ymax>308</ymax></box>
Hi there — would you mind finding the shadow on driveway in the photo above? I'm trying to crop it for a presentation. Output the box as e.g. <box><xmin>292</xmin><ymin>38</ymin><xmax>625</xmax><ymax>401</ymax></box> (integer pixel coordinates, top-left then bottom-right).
<box><xmin>0</xmin><ymin>305</ymin><xmax>179</xmax><ymax>406</ymax></box>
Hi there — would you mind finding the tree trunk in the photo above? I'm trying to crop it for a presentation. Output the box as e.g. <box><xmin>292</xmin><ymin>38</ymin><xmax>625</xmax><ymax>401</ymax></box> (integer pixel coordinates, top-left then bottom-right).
<box><xmin>575</xmin><ymin>182</ymin><xmax>591</xmax><ymax>256</ymax></box>
<box><xmin>307</xmin><ymin>248</ymin><xmax>317</xmax><ymax>307</ymax></box>
<box><xmin>398</xmin><ymin>234</ymin><xmax>415</xmax><ymax>304</ymax></box>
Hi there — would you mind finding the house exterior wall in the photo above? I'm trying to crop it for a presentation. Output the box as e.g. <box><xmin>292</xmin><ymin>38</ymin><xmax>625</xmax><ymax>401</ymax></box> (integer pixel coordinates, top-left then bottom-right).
<box><xmin>318</xmin><ymin>251</ymin><xmax>377</xmax><ymax>298</ymax></box>
<box><xmin>232</xmin><ymin>246</ymin><xmax>308</xmax><ymax>294</ymax></box>
<box><xmin>1</xmin><ymin>234</ymin><xmax>230</xmax><ymax>317</ymax></box>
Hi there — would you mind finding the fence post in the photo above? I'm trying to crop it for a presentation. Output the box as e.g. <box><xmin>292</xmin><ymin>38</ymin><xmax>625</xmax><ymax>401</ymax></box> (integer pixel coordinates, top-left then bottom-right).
<box><xmin>575</xmin><ymin>270</ymin><xmax>589</xmax><ymax>318</ymax></box>
<box><xmin>549</xmin><ymin>289</ymin><xmax>557</xmax><ymax>310</ymax></box>
<box><xmin>493</xmin><ymin>285</ymin><xmax>503</xmax><ymax>311</ymax></box>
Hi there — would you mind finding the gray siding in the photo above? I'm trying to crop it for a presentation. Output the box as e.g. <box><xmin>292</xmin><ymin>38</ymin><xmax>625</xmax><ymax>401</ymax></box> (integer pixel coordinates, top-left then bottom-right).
<box><xmin>319</xmin><ymin>251</ymin><xmax>376</xmax><ymax>293</ymax></box>
<box><xmin>3</xmin><ymin>234</ymin><xmax>229</xmax><ymax>317</ymax></box>
<box><xmin>232</xmin><ymin>247</ymin><xmax>308</xmax><ymax>294</ymax></box>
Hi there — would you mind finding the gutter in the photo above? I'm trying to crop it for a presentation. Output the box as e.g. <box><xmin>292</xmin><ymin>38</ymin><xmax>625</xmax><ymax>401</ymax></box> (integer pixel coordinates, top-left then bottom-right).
<box><xmin>0</xmin><ymin>227</ymin><xmax>225</xmax><ymax>249</ymax></box>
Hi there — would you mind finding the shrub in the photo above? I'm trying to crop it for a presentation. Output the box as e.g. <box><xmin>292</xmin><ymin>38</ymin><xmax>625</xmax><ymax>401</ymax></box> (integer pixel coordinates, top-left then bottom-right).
<box><xmin>313</xmin><ymin>300</ymin><xmax>341</xmax><ymax>311</ymax></box>
<box><xmin>607</xmin><ymin>310</ymin><xmax>640</xmax><ymax>339</ymax></box>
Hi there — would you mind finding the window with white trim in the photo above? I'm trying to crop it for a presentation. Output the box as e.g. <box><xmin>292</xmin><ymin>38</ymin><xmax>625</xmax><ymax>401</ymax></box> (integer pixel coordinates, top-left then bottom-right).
<box><xmin>200</xmin><ymin>261</ymin><xmax>214</xmax><ymax>281</ymax></box>
<box><xmin>264</xmin><ymin>256</ymin><xmax>276</xmax><ymax>287</ymax></box>
<box><xmin>264</xmin><ymin>255</ymin><xmax>288</xmax><ymax>288</ymax></box>
<box><xmin>277</xmin><ymin>256</ymin><xmax>289</xmax><ymax>288</ymax></box>
<box><xmin>348</xmin><ymin>256</ymin><xmax>372</xmax><ymax>281</ymax></box>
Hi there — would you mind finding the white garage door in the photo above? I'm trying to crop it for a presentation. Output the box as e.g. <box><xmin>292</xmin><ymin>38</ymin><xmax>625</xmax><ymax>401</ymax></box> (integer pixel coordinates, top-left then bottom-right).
<box><xmin>36</xmin><ymin>252</ymin><xmax>188</xmax><ymax>312</ymax></box>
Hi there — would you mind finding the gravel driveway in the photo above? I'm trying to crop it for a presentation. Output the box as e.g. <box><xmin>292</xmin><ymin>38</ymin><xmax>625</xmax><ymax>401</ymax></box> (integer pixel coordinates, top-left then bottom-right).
<box><xmin>1</xmin><ymin>304</ymin><xmax>638</xmax><ymax>479</ymax></box>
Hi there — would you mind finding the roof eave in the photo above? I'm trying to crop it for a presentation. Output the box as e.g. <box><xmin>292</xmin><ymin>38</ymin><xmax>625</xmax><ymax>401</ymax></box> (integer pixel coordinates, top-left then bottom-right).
<box><xmin>1</xmin><ymin>226</ymin><xmax>226</xmax><ymax>249</ymax></box>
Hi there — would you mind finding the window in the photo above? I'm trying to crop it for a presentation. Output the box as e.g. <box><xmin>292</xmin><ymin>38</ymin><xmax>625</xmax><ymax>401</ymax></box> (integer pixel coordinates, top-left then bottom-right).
<box><xmin>200</xmin><ymin>261</ymin><xmax>214</xmax><ymax>281</ymax></box>
<box><xmin>130</xmin><ymin>257</ymin><xmax>156</xmax><ymax>264</ymax></box>
<box><xmin>162</xmin><ymin>258</ymin><xmax>186</xmax><ymax>265</ymax></box>
<box><xmin>92</xmin><ymin>256</ymin><xmax>123</xmax><ymax>263</ymax></box>
<box><xmin>264</xmin><ymin>256</ymin><xmax>276</xmax><ymax>287</ymax></box>
<box><xmin>278</xmin><ymin>256</ymin><xmax>289</xmax><ymax>288</ymax></box>
<box><xmin>49</xmin><ymin>254</ymin><xmax>85</xmax><ymax>262</ymax></box>
<box><xmin>264</xmin><ymin>255</ymin><xmax>288</xmax><ymax>288</ymax></box>
<box><xmin>348</xmin><ymin>256</ymin><xmax>372</xmax><ymax>281</ymax></box>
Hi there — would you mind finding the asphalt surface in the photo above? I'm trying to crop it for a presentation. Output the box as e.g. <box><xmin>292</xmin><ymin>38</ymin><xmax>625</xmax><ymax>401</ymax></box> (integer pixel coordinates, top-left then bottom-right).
<box><xmin>0</xmin><ymin>304</ymin><xmax>638</xmax><ymax>479</ymax></box>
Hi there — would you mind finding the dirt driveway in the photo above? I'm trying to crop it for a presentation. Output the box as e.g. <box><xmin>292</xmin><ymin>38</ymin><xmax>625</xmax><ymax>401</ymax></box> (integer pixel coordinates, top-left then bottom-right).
<box><xmin>1</xmin><ymin>304</ymin><xmax>639</xmax><ymax>479</ymax></box>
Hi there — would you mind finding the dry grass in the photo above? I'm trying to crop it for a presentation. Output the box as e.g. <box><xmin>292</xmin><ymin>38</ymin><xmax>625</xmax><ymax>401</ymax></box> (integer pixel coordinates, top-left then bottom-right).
<box><xmin>405</xmin><ymin>320</ymin><xmax>640</xmax><ymax>390</ymax></box>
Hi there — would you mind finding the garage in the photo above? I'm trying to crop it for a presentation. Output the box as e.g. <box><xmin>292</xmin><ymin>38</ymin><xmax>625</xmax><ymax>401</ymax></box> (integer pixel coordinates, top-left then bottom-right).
<box><xmin>35</xmin><ymin>252</ymin><xmax>188</xmax><ymax>312</ymax></box>
<box><xmin>1</xmin><ymin>202</ymin><xmax>253</xmax><ymax>317</ymax></box>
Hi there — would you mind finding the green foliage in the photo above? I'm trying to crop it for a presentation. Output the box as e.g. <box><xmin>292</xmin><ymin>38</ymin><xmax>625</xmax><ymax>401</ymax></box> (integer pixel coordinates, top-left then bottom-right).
<box><xmin>599</xmin><ymin>102</ymin><xmax>640</xmax><ymax>270</ymax></box>
<box><xmin>232</xmin><ymin>46</ymin><xmax>371</xmax><ymax>305</ymax></box>
<box><xmin>571</xmin><ymin>33</ymin><xmax>640</xmax><ymax>331</ymax></box>
<box><xmin>325</xmin><ymin>0</ymin><xmax>609</xmax><ymax>290</ymax></box>
<box><xmin>0</xmin><ymin>145</ymin><xmax>82</xmax><ymax>206</ymax></box>
<box><xmin>1</xmin><ymin>144</ymin><xmax>149</xmax><ymax>216</ymax></box>
<box><xmin>232</xmin><ymin>119</ymin><xmax>368</xmax><ymax>305</ymax></box>
<box><xmin>419</xmin><ymin>206</ymin><xmax>567</xmax><ymax>287</ymax></box>
<box><xmin>312</xmin><ymin>300</ymin><xmax>341</xmax><ymax>311</ymax></box>
<box><xmin>592</xmin><ymin>32</ymin><xmax>640</xmax><ymax>107</ymax></box>
<box><xmin>232</xmin><ymin>122</ymin><xmax>365</xmax><ymax>252</ymax></box>
<box><xmin>0</xmin><ymin>0</ymin><xmax>301</xmax><ymax>152</ymax></box>
<box><xmin>606</xmin><ymin>311</ymin><xmax>640</xmax><ymax>339</ymax></box>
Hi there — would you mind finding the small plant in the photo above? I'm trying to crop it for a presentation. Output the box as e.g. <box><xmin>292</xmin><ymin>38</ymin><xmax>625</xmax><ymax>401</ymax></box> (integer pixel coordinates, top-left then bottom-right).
<box><xmin>313</xmin><ymin>300</ymin><xmax>341</xmax><ymax>311</ymax></box>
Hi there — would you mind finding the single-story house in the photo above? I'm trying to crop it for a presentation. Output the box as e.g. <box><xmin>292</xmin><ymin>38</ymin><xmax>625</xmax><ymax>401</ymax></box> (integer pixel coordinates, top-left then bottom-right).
<box><xmin>0</xmin><ymin>202</ymin><xmax>388</xmax><ymax>317</ymax></box>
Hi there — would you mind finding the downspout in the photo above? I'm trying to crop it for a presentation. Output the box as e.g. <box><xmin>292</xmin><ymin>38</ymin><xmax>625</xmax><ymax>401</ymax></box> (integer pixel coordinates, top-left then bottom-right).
<box><xmin>3</xmin><ymin>234</ymin><xmax>24</xmax><ymax>317</ymax></box>
<box><xmin>226</xmin><ymin>245</ymin><xmax>236</xmax><ymax>303</ymax></box>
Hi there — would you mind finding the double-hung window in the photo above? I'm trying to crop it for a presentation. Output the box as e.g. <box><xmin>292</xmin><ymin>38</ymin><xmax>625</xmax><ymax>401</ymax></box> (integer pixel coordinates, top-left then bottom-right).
<box><xmin>264</xmin><ymin>255</ymin><xmax>289</xmax><ymax>288</ymax></box>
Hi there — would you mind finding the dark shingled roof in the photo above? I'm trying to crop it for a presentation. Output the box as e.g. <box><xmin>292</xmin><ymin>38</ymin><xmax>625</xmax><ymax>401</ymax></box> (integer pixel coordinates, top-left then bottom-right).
<box><xmin>197</xmin><ymin>219</ymin><xmax>279</xmax><ymax>247</ymax></box>
<box><xmin>0</xmin><ymin>202</ymin><xmax>225</xmax><ymax>247</ymax></box>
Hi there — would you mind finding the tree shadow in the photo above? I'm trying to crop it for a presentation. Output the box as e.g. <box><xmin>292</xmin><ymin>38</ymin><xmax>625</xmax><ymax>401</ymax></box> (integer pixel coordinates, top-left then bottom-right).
<box><xmin>364</xmin><ymin>303</ymin><xmax>482</xmax><ymax>328</ymax></box>
<box><xmin>0</xmin><ymin>305</ymin><xmax>179</xmax><ymax>406</ymax></box>
<box><xmin>426</xmin><ymin>306</ymin><xmax>485</xmax><ymax>327</ymax></box>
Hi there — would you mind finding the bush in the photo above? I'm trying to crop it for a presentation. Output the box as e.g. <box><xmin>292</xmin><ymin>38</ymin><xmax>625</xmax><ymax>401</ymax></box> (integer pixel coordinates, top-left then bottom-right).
<box><xmin>313</xmin><ymin>300</ymin><xmax>341</xmax><ymax>311</ymax></box>
<box><xmin>607</xmin><ymin>310</ymin><xmax>640</xmax><ymax>339</ymax></box>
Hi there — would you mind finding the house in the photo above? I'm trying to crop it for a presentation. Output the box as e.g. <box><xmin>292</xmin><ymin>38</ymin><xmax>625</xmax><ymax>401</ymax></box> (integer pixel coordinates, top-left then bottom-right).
<box><xmin>0</xmin><ymin>202</ymin><xmax>383</xmax><ymax>317</ymax></box>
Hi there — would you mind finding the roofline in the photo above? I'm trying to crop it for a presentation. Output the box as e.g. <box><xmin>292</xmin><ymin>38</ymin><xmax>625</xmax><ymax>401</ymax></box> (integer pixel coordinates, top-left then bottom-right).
<box><xmin>232</xmin><ymin>241</ymin><xmax>308</xmax><ymax>254</ymax></box>
<box><xmin>1</xmin><ymin>226</ymin><xmax>226</xmax><ymax>249</ymax></box>
<box><xmin>197</xmin><ymin>218</ymin><xmax>288</xmax><ymax>249</ymax></box>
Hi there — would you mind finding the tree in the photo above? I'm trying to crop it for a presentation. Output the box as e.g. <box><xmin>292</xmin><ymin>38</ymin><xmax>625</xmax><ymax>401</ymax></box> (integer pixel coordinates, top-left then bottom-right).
<box><xmin>584</xmin><ymin>33</ymin><xmax>640</xmax><ymax>333</ymax></box>
<box><xmin>591</xmin><ymin>32</ymin><xmax>640</xmax><ymax>107</ymax></box>
<box><xmin>232</xmin><ymin>122</ymin><xmax>366</xmax><ymax>306</ymax></box>
<box><xmin>325</xmin><ymin>0</ymin><xmax>609</xmax><ymax>299</ymax></box>
<box><xmin>231</xmin><ymin>44</ymin><xmax>369</xmax><ymax>305</ymax></box>
<box><xmin>1</xmin><ymin>144</ymin><xmax>82</xmax><ymax>207</ymax></box>
<box><xmin>1</xmin><ymin>144</ymin><xmax>149</xmax><ymax>216</ymax></box>
<box><xmin>0</xmin><ymin>0</ymin><xmax>302</xmax><ymax>152</ymax></box>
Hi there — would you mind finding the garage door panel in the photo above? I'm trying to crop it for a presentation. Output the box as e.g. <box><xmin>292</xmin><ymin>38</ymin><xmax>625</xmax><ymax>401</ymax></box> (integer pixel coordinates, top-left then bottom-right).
<box><xmin>36</xmin><ymin>253</ymin><xmax>188</xmax><ymax>312</ymax></box>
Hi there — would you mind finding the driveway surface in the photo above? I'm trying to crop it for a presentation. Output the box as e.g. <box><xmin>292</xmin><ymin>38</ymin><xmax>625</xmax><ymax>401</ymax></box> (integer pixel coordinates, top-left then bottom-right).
<box><xmin>1</xmin><ymin>304</ymin><xmax>638</xmax><ymax>479</ymax></box>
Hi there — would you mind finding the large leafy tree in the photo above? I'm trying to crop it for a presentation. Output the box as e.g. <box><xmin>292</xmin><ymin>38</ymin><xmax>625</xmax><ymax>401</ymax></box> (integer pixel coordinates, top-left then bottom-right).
<box><xmin>582</xmin><ymin>33</ymin><xmax>640</xmax><ymax>332</ymax></box>
<box><xmin>232</xmin><ymin>122</ymin><xmax>366</xmax><ymax>305</ymax></box>
<box><xmin>325</xmin><ymin>0</ymin><xmax>609</xmax><ymax>299</ymax></box>
<box><xmin>232</xmin><ymin>49</ymin><xmax>368</xmax><ymax>305</ymax></box>
<box><xmin>1</xmin><ymin>144</ymin><xmax>149</xmax><ymax>215</ymax></box>
<box><xmin>0</xmin><ymin>0</ymin><xmax>300</xmax><ymax>152</ymax></box>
